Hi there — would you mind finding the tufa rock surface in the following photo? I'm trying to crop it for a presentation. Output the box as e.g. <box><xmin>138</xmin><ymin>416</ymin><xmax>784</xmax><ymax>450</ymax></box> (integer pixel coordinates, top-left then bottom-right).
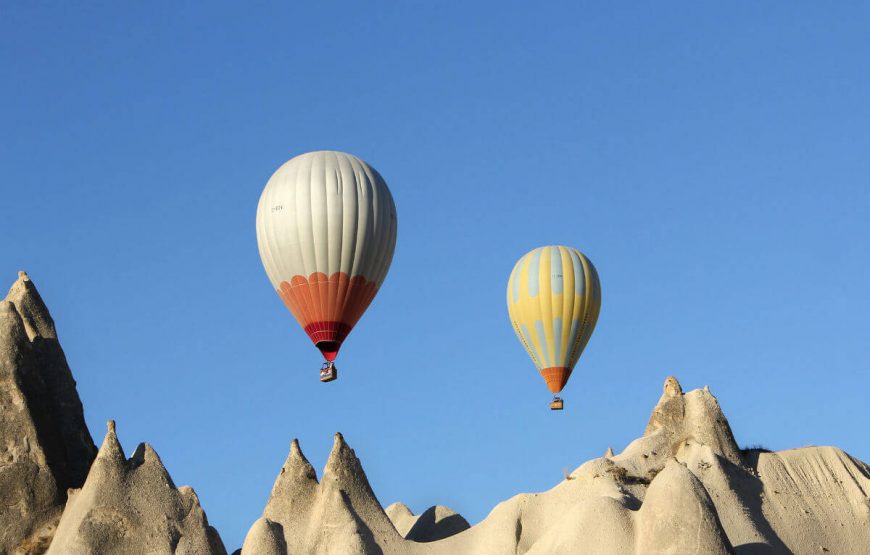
<box><xmin>0</xmin><ymin>273</ymin><xmax>227</xmax><ymax>554</ymax></box>
<box><xmin>244</xmin><ymin>433</ymin><xmax>405</xmax><ymax>554</ymax></box>
<box><xmin>46</xmin><ymin>421</ymin><xmax>227</xmax><ymax>555</ymax></box>
<box><xmin>4</xmin><ymin>274</ymin><xmax>869</xmax><ymax>554</ymax></box>
<box><xmin>385</xmin><ymin>503</ymin><xmax>470</xmax><ymax>543</ymax></box>
<box><xmin>0</xmin><ymin>272</ymin><xmax>97</xmax><ymax>553</ymax></box>
<box><xmin>243</xmin><ymin>376</ymin><xmax>870</xmax><ymax>554</ymax></box>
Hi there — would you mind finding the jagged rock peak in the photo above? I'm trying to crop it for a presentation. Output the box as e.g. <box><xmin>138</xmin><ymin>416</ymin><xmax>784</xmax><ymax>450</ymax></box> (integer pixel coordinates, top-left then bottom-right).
<box><xmin>682</xmin><ymin>387</ymin><xmax>741</xmax><ymax>465</ymax></box>
<box><xmin>604</xmin><ymin>446</ymin><xmax>615</xmax><ymax>458</ymax></box>
<box><xmin>96</xmin><ymin>419</ymin><xmax>125</xmax><ymax>463</ymax></box>
<box><xmin>324</xmin><ymin>431</ymin><xmax>362</xmax><ymax>478</ymax></box>
<box><xmin>6</xmin><ymin>270</ymin><xmax>56</xmax><ymax>340</ymax></box>
<box><xmin>284</xmin><ymin>438</ymin><xmax>317</xmax><ymax>480</ymax></box>
<box><xmin>662</xmin><ymin>375</ymin><xmax>682</xmax><ymax>398</ymax></box>
<box><xmin>322</xmin><ymin>431</ymin><xmax>386</xmax><ymax>510</ymax></box>
<box><xmin>330</xmin><ymin>431</ymin><xmax>347</xmax><ymax>453</ymax></box>
<box><xmin>639</xmin><ymin>376</ymin><xmax>741</xmax><ymax>469</ymax></box>
<box><xmin>0</xmin><ymin>272</ymin><xmax>97</xmax><ymax>554</ymax></box>
<box><xmin>645</xmin><ymin>376</ymin><xmax>687</xmax><ymax>436</ymax></box>
<box><xmin>262</xmin><ymin>438</ymin><xmax>319</xmax><ymax>529</ymax></box>
<box><xmin>242</xmin><ymin>379</ymin><xmax>870</xmax><ymax>554</ymax></box>
<box><xmin>179</xmin><ymin>485</ymin><xmax>200</xmax><ymax>505</ymax></box>
<box><xmin>48</xmin><ymin>420</ymin><xmax>227</xmax><ymax>554</ymax></box>
<box><xmin>131</xmin><ymin>441</ymin><xmax>168</xmax><ymax>470</ymax></box>
<box><xmin>256</xmin><ymin>433</ymin><xmax>401</xmax><ymax>554</ymax></box>
<box><xmin>273</xmin><ymin>439</ymin><xmax>316</xmax><ymax>487</ymax></box>
<box><xmin>265</xmin><ymin>439</ymin><xmax>317</xmax><ymax>499</ymax></box>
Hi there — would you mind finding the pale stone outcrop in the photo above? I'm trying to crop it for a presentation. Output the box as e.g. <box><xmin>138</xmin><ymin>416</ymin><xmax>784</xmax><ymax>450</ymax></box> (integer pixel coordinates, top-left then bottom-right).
<box><xmin>615</xmin><ymin>375</ymin><xmax>742</xmax><ymax>481</ymax></box>
<box><xmin>242</xmin><ymin>376</ymin><xmax>869</xmax><ymax>554</ymax></box>
<box><xmin>385</xmin><ymin>502</ymin><xmax>416</xmax><ymax>537</ymax></box>
<box><xmin>47</xmin><ymin>421</ymin><xmax>226</xmax><ymax>555</ymax></box>
<box><xmin>754</xmin><ymin>446</ymin><xmax>870</xmax><ymax>554</ymax></box>
<box><xmin>245</xmin><ymin>433</ymin><xmax>404</xmax><ymax>554</ymax></box>
<box><xmin>240</xmin><ymin>518</ymin><xmax>286</xmax><ymax>555</ymax></box>
<box><xmin>385</xmin><ymin>503</ymin><xmax>469</xmax><ymax>542</ymax></box>
<box><xmin>4</xmin><ymin>273</ymin><xmax>868</xmax><ymax>554</ymax></box>
<box><xmin>0</xmin><ymin>272</ymin><xmax>96</xmax><ymax>553</ymax></box>
<box><xmin>634</xmin><ymin>459</ymin><xmax>732</xmax><ymax>554</ymax></box>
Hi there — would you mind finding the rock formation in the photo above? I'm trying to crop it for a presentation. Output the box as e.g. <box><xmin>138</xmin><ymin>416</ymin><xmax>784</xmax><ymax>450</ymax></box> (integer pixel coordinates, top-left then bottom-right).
<box><xmin>243</xmin><ymin>434</ymin><xmax>405</xmax><ymax>554</ymax></box>
<box><xmin>4</xmin><ymin>273</ymin><xmax>869</xmax><ymax>554</ymax></box>
<box><xmin>47</xmin><ymin>421</ymin><xmax>226</xmax><ymax>555</ymax></box>
<box><xmin>0</xmin><ymin>272</ymin><xmax>97</xmax><ymax>553</ymax></box>
<box><xmin>242</xmin><ymin>375</ymin><xmax>870</xmax><ymax>554</ymax></box>
<box><xmin>0</xmin><ymin>273</ymin><xmax>226</xmax><ymax>554</ymax></box>
<box><xmin>385</xmin><ymin>503</ymin><xmax>469</xmax><ymax>542</ymax></box>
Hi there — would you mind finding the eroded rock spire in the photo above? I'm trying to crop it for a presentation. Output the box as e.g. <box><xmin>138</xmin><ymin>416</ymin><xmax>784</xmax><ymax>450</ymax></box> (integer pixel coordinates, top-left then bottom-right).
<box><xmin>0</xmin><ymin>272</ymin><xmax>97</xmax><ymax>553</ymax></box>
<box><xmin>48</xmin><ymin>420</ymin><xmax>226</xmax><ymax>554</ymax></box>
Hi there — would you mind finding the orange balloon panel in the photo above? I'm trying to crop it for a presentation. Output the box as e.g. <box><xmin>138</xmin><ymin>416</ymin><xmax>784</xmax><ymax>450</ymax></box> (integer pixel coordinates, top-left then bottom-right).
<box><xmin>540</xmin><ymin>367</ymin><xmax>571</xmax><ymax>394</ymax></box>
<box><xmin>276</xmin><ymin>272</ymin><xmax>378</xmax><ymax>361</ymax></box>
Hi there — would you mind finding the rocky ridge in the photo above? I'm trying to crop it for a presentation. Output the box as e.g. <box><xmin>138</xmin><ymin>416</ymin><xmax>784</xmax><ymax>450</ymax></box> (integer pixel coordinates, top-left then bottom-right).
<box><xmin>2</xmin><ymin>272</ymin><xmax>868</xmax><ymax>554</ymax></box>
<box><xmin>46</xmin><ymin>421</ymin><xmax>226</xmax><ymax>555</ymax></box>
<box><xmin>242</xmin><ymin>433</ymin><xmax>404</xmax><ymax>555</ymax></box>
<box><xmin>0</xmin><ymin>273</ymin><xmax>226</xmax><ymax>555</ymax></box>
<box><xmin>240</xmin><ymin>376</ymin><xmax>870</xmax><ymax>554</ymax></box>
<box><xmin>0</xmin><ymin>272</ymin><xmax>96</xmax><ymax>554</ymax></box>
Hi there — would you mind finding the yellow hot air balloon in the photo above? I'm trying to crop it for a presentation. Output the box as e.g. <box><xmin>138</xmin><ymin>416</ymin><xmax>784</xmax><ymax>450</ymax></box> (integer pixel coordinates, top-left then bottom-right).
<box><xmin>256</xmin><ymin>151</ymin><xmax>398</xmax><ymax>382</ymax></box>
<box><xmin>506</xmin><ymin>246</ymin><xmax>601</xmax><ymax>410</ymax></box>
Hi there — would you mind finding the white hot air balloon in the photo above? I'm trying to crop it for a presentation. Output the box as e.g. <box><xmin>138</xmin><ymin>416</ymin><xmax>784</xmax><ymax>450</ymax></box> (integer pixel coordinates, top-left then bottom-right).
<box><xmin>256</xmin><ymin>151</ymin><xmax>398</xmax><ymax>382</ymax></box>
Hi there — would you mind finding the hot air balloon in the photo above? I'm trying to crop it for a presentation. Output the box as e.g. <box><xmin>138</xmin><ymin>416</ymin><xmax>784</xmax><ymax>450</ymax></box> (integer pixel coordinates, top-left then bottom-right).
<box><xmin>256</xmin><ymin>151</ymin><xmax>398</xmax><ymax>382</ymax></box>
<box><xmin>506</xmin><ymin>246</ymin><xmax>601</xmax><ymax>410</ymax></box>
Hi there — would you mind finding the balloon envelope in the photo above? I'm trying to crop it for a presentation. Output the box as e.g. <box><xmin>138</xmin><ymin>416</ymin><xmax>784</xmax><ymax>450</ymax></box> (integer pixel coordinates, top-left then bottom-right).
<box><xmin>256</xmin><ymin>151</ymin><xmax>397</xmax><ymax>361</ymax></box>
<box><xmin>506</xmin><ymin>246</ymin><xmax>601</xmax><ymax>393</ymax></box>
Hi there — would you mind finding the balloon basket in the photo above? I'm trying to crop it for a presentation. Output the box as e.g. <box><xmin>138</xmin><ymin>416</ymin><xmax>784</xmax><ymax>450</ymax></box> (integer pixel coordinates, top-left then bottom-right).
<box><xmin>319</xmin><ymin>362</ymin><xmax>337</xmax><ymax>383</ymax></box>
<box><xmin>550</xmin><ymin>397</ymin><xmax>564</xmax><ymax>411</ymax></box>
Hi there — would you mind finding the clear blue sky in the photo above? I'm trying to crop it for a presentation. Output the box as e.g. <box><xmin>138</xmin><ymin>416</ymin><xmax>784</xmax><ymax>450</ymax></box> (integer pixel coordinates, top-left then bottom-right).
<box><xmin>2</xmin><ymin>2</ymin><xmax>868</xmax><ymax>550</ymax></box>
